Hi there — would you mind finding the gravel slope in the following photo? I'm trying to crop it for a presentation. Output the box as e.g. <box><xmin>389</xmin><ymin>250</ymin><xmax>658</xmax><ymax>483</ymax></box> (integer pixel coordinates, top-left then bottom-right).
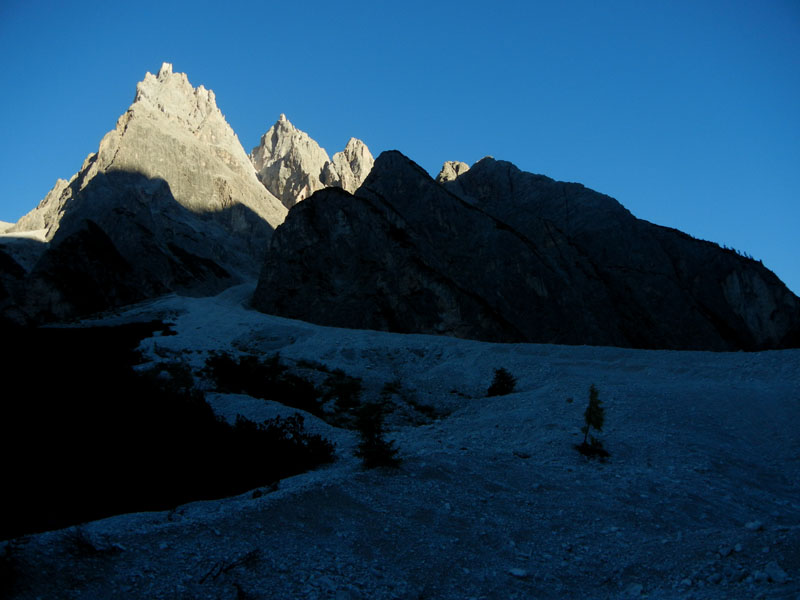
<box><xmin>4</xmin><ymin>284</ymin><xmax>799</xmax><ymax>599</ymax></box>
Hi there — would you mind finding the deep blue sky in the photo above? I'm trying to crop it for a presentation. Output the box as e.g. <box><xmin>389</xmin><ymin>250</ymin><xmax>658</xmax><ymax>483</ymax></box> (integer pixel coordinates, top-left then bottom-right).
<box><xmin>1</xmin><ymin>0</ymin><xmax>798</xmax><ymax>293</ymax></box>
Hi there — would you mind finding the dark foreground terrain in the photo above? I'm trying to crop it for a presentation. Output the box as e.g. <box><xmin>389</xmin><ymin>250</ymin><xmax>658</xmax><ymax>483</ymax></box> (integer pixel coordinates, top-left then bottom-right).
<box><xmin>0</xmin><ymin>322</ymin><xmax>333</xmax><ymax>541</ymax></box>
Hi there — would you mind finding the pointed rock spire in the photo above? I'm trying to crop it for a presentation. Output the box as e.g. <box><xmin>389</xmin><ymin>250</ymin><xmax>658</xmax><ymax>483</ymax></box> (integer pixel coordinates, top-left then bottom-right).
<box><xmin>250</xmin><ymin>115</ymin><xmax>333</xmax><ymax>209</ymax></box>
<box><xmin>251</xmin><ymin>116</ymin><xmax>374</xmax><ymax>208</ymax></box>
<box><xmin>157</xmin><ymin>62</ymin><xmax>173</xmax><ymax>78</ymax></box>
<box><xmin>8</xmin><ymin>62</ymin><xmax>289</xmax><ymax>320</ymax></box>
<box><xmin>327</xmin><ymin>138</ymin><xmax>375</xmax><ymax>193</ymax></box>
<box><xmin>15</xmin><ymin>63</ymin><xmax>287</xmax><ymax>240</ymax></box>
<box><xmin>436</xmin><ymin>161</ymin><xmax>470</xmax><ymax>183</ymax></box>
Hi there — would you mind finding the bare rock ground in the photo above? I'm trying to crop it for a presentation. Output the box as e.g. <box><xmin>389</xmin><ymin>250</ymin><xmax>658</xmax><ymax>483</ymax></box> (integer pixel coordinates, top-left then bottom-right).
<box><xmin>4</xmin><ymin>286</ymin><xmax>799</xmax><ymax>599</ymax></box>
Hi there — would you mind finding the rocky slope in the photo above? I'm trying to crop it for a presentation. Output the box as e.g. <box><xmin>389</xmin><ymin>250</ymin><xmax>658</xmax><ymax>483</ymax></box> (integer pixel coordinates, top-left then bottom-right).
<box><xmin>443</xmin><ymin>158</ymin><xmax>800</xmax><ymax>350</ymax></box>
<box><xmin>253</xmin><ymin>151</ymin><xmax>800</xmax><ymax>351</ymax></box>
<box><xmin>2</xmin><ymin>63</ymin><xmax>288</xmax><ymax>324</ymax></box>
<box><xmin>3</xmin><ymin>286</ymin><xmax>798</xmax><ymax>599</ymax></box>
<box><xmin>251</xmin><ymin>115</ymin><xmax>373</xmax><ymax>208</ymax></box>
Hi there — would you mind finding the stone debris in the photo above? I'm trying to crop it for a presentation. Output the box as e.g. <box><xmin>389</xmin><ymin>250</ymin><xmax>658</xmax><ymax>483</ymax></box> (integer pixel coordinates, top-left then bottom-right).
<box><xmin>764</xmin><ymin>561</ymin><xmax>788</xmax><ymax>584</ymax></box>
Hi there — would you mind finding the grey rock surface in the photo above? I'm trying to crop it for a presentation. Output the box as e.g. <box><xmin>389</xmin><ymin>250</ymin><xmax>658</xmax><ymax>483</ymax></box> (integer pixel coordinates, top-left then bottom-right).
<box><xmin>14</xmin><ymin>63</ymin><xmax>286</xmax><ymax>241</ymax></box>
<box><xmin>11</xmin><ymin>178</ymin><xmax>70</xmax><ymax>233</ymax></box>
<box><xmin>435</xmin><ymin>160</ymin><xmax>469</xmax><ymax>183</ymax></box>
<box><xmin>254</xmin><ymin>151</ymin><xmax>800</xmax><ymax>350</ymax></box>
<box><xmin>3</xmin><ymin>63</ymin><xmax>287</xmax><ymax>324</ymax></box>
<box><xmin>327</xmin><ymin>137</ymin><xmax>375</xmax><ymax>193</ymax></box>
<box><xmin>250</xmin><ymin>115</ymin><xmax>373</xmax><ymax>208</ymax></box>
<box><xmin>250</xmin><ymin>114</ymin><xmax>333</xmax><ymax>209</ymax></box>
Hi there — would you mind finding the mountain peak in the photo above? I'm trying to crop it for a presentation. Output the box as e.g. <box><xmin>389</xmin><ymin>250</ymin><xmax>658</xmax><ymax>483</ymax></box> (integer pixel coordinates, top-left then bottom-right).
<box><xmin>364</xmin><ymin>150</ymin><xmax>429</xmax><ymax>184</ymax></box>
<box><xmin>435</xmin><ymin>160</ymin><xmax>470</xmax><ymax>184</ymax></box>
<box><xmin>130</xmin><ymin>64</ymin><xmax>224</xmax><ymax>137</ymax></box>
<box><xmin>329</xmin><ymin>138</ymin><xmax>375</xmax><ymax>194</ymax></box>
<box><xmin>157</xmin><ymin>62</ymin><xmax>173</xmax><ymax>78</ymax></box>
<box><xmin>250</xmin><ymin>116</ymin><xmax>374</xmax><ymax>208</ymax></box>
<box><xmin>7</xmin><ymin>63</ymin><xmax>288</xmax><ymax>315</ymax></box>
<box><xmin>250</xmin><ymin>115</ymin><xmax>332</xmax><ymax>208</ymax></box>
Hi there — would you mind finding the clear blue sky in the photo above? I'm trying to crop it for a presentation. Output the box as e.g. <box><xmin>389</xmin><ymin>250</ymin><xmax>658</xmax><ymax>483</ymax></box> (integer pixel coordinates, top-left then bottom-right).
<box><xmin>1</xmin><ymin>0</ymin><xmax>798</xmax><ymax>294</ymax></box>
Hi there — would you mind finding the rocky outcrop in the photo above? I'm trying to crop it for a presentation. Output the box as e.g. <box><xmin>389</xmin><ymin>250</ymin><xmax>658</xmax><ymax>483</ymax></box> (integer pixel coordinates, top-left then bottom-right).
<box><xmin>11</xmin><ymin>178</ymin><xmax>70</xmax><ymax>234</ymax></box>
<box><xmin>250</xmin><ymin>116</ymin><xmax>373</xmax><ymax>208</ymax></box>
<box><xmin>250</xmin><ymin>115</ymin><xmax>332</xmax><ymax>209</ymax></box>
<box><xmin>253</xmin><ymin>152</ymin><xmax>800</xmax><ymax>350</ymax></box>
<box><xmin>326</xmin><ymin>138</ymin><xmax>375</xmax><ymax>193</ymax></box>
<box><xmin>14</xmin><ymin>63</ymin><xmax>286</xmax><ymax>243</ymax></box>
<box><xmin>435</xmin><ymin>161</ymin><xmax>469</xmax><ymax>183</ymax></box>
<box><xmin>3</xmin><ymin>63</ymin><xmax>287</xmax><ymax>324</ymax></box>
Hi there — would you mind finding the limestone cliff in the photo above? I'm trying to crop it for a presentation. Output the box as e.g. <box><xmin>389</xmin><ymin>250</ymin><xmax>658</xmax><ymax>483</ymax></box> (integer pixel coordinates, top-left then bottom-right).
<box><xmin>327</xmin><ymin>138</ymin><xmax>375</xmax><ymax>193</ymax></box>
<box><xmin>250</xmin><ymin>116</ymin><xmax>374</xmax><ymax>208</ymax></box>
<box><xmin>3</xmin><ymin>63</ymin><xmax>287</xmax><ymax>324</ymax></box>
<box><xmin>14</xmin><ymin>63</ymin><xmax>286</xmax><ymax>242</ymax></box>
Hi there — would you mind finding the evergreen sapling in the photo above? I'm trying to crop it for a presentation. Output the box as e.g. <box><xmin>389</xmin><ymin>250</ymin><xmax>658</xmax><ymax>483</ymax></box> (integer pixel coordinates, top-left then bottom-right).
<box><xmin>576</xmin><ymin>384</ymin><xmax>609</xmax><ymax>458</ymax></box>
<box><xmin>487</xmin><ymin>368</ymin><xmax>517</xmax><ymax>396</ymax></box>
<box><xmin>354</xmin><ymin>402</ymin><xmax>400</xmax><ymax>468</ymax></box>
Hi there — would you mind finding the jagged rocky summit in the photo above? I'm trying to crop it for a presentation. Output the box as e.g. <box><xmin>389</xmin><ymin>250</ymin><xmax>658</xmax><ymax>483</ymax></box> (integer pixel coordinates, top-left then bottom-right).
<box><xmin>251</xmin><ymin>114</ymin><xmax>373</xmax><ymax>209</ymax></box>
<box><xmin>3</xmin><ymin>62</ymin><xmax>798</xmax><ymax>350</ymax></box>
<box><xmin>1</xmin><ymin>64</ymin><xmax>376</xmax><ymax>326</ymax></box>
<box><xmin>13</xmin><ymin>63</ymin><xmax>287</xmax><ymax>240</ymax></box>
<box><xmin>1</xmin><ymin>63</ymin><xmax>293</xmax><ymax>324</ymax></box>
<box><xmin>253</xmin><ymin>151</ymin><xmax>800</xmax><ymax>351</ymax></box>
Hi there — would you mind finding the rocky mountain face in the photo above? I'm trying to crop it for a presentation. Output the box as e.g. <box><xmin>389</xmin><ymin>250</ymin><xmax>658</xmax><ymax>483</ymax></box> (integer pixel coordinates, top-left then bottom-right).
<box><xmin>326</xmin><ymin>137</ymin><xmax>375</xmax><ymax>193</ymax></box>
<box><xmin>444</xmin><ymin>158</ymin><xmax>800</xmax><ymax>350</ymax></box>
<box><xmin>253</xmin><ymin>151</ymin><xmax>800</xmax><ymax>351</ymax></box>
<box><xmin>435</xmin><ymin>160</ymin><xmax>470</xmax><ymax>183</ymax></box>
<box><xmin>250</xmin><ymin>115</ymin><xmax>373</xmax><ymax>209</ymax></box>
<box><xmin>3</xmin><ymin>63</ymin><xmax>797</xmax><ymax>349</ymax></box>
<box><xmin>2</xmin><ymin>63</ymin><xmax>288</xmax><ymax>324</ymax></box>
<box><xmin>13</xmin><ymin>63</ymin><xmax>287</xmax><ymax>242</ymax></box>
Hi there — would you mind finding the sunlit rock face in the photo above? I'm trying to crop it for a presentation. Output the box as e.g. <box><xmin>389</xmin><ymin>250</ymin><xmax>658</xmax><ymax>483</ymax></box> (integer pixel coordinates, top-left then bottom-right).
<box><xmin>13</xmin><ymin>63</ymin><xmax>287</xmax><ymax>242</ymax></box>
<box><xmin>435</xmin><ymin>160</ymin><xmax>470</xmax><ymax>183</ymax></box>
<box><xmin>251</xmin><ymin>115</ymin><xmax>374</xmax><ymax>209</ymax></box>
<box><xmin>254</xmin><ymin>151</ymin><xmax>800</xmax><ymax>351</ymax></box>
<box><xmin>326</xmin><ymin>137</ymin><xmax>375</xmax><ymax>193</ymax></box>
<box><xmin>4</xmin><ymin>63</ymin><xmax>288</xmax><ymax>324</ymax></box>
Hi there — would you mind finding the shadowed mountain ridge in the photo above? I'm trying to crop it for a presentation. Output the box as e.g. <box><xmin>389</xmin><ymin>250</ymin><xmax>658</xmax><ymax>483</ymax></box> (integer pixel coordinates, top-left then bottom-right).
<box><xmin>253</xmin><ymin>151</ymin><xmax>800</xmax><ymax>350</ymax></box>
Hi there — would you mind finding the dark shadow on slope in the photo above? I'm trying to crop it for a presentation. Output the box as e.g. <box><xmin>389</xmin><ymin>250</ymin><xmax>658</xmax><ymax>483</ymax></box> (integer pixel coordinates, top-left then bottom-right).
<box><xmin>256</xmin><ymin>150</ymin><xmax>799</xmax><ymax>350</ymax></box>
<box><xmin>0</xmin><ymin>248</ymin><xmax>35</xmax><ymax>327</ymax></box>
<box><xmin>449</xmin><ymin>158</ymin><xmax>800</xmax><ymax>351</ymax></box>
<box><xmin>2</xmin><ymin>169</ymin><xmax>276</xmax><ymax>325</ymax></box>
<box><xmin>0</xmin><ymin>322</ymin><xmax>334</xmax><ymax>541</ymax></box>
<box><xmin>256</xmin><ymin>151</ymin><xmax>800</xmax><ymax>350</ymax></box>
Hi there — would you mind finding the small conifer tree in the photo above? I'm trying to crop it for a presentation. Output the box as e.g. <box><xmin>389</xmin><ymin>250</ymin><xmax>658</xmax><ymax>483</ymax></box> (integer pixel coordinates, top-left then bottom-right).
<box><xmin>577</xmin><ymin>384</ymin><xmax>609</xmax><ymax>458</ymax></box>
<box><xmin>581</xmin><ymin>384</ymin><xmax>604</xmax><ymax>444</ymax></box>
<box><xmin>487</xmin><ymin>368</ymin><xmax>517</xmax><ymax>396</ymax></box>
<box><xmin>354</xmin><ymin>403</ymin><xmax>400</xmax><ymax>468</ymax></box>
